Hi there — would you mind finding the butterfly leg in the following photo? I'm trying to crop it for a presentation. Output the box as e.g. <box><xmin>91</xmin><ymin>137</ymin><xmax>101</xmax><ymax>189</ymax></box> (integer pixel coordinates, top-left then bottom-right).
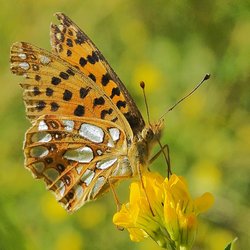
<box><xmin>150</xmin><ymin>142</ymin><xmax>172</xmax><ymax>178</ymax></box>
<box><xmin>108</xmin><ymin>178</ymin><xmax>122</xmax><ymax>211</ymax></box>
<box><xmin>108</xmin><ymin>175</ymin><xmax>132</xmax><ymax>231</ymax></box>
<box><xmin>108</xmin><ymin>175</ymin><xmax>131</xmax><ymax>212</ymax></box>
<box><xmin>149</xmin><ymin>144</ymin><xmax>168</xmax><ymax>164</ymax></box>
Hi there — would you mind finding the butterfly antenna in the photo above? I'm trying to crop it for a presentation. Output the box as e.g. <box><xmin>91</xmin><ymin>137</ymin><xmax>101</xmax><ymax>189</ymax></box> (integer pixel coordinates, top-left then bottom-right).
<box><xmin>140</xmin><ymin>81</ymin><xmax>151</xmax><ymax>125</ymax></box>
<box><xmin>160</xmin><ymin>73</ymin><xmax>211</xmax><ymax>120</ymax></box>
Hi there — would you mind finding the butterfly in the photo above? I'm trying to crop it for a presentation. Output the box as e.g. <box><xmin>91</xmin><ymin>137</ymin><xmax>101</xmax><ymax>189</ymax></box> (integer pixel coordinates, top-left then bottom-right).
<box><xmin>10</xmin><ymin>13</ymin><xmax>163</xmax><ymax>212</ymax></box>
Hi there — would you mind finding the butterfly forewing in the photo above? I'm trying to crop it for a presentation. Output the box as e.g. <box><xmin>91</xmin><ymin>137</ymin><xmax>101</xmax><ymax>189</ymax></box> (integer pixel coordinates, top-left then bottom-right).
<box><xmin>50</xmin><ymin>13</ymin><xmax>145</xmax><ymax>134</ymax></box>
<box><xmin>10</xmin><ymin>42</ymin><xmax>132</xmax><ymax>136</ymax></box>
<box><xmin>25</xmin><ymin>115</ymin><xmax>131</xmax><ymax>211</ymax></box>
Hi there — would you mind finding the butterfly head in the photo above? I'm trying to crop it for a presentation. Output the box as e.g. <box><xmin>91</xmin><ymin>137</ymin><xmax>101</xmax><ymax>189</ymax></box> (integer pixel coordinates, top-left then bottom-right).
<box><xmin>142</xmin><ymin>119</ymin><xmax>164</xmax><ymax>143</ymax></box>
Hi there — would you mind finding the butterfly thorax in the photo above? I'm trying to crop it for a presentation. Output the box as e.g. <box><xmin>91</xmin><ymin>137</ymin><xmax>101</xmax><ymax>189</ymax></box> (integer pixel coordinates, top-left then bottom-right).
<box><xmin>128</xmin><ymin>119</ymin><xmax>163</xmax><ymax>176</ymax></box>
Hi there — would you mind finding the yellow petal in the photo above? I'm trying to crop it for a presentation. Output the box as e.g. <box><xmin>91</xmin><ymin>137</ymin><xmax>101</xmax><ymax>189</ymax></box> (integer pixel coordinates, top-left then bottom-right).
<box><xmin>194</xmin><ymin>192</ymin><xmax>214</xmax><ymax>214</ymax></box>
<box><xmin>168</xmin><ymin>175</ymin><xmax>191</xmax><ymax>203</ymax></box>
<box><xmin>113</xmin><ymin>204</ymin><xmax>136</xmax><ymax>228</ymax></box>
<box><xmin>130</xmin><ymin>182</ymin><xmax>141</xmax><ymax>204</ymax></box>
<box><xmin>164</xmin><ymin>199</ymin><xmax>179</xmax><ymax>241</ymax></box>
<box><xmin>128</xmin><ymin>228</ymin><xmax>147</xmax><ymax>242</ymax></box>
<box><xmin>181</xmin><ymin>213</ymin><xmax>197</xmax><ymax>248</ymax></box>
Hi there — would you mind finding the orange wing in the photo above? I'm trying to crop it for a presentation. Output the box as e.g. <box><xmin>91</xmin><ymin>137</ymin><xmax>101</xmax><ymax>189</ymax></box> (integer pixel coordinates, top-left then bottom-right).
<box><xmin>50</xmin><ymin>13</ymin><xmax>145</xmax><ymax>135</ymax></box>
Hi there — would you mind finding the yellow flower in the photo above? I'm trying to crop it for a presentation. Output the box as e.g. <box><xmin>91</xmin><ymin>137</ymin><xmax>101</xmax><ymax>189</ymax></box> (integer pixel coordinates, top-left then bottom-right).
<box><xmin>113</xmin><ymin>172</ymin><xmax>214</xmax><ymax>250</ymax></box>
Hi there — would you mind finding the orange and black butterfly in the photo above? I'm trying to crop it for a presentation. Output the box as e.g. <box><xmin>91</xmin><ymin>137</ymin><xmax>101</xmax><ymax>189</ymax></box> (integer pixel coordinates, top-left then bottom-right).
<box><xmin>10</xmin><ymin>13</ymin><xmax>163</xmax><ymax>212</ymax></box>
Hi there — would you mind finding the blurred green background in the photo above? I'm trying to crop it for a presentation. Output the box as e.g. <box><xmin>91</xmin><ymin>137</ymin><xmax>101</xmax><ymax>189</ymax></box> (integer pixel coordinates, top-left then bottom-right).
<box><xmin>0</xmin><ymin>0</ymin><xmax>249</xmax><ymax>249</ymax></box>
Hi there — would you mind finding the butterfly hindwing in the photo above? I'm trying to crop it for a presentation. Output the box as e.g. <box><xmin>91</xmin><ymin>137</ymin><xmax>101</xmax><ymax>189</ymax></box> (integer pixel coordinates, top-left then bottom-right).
<box><xmin>25</xmin><ymin>115</ymin><xmax>131</xmax><ymax>211</ymax></box>
<box><xmin>50</xmin><ymin>13</ymin><xmax>145</xmax><ymax>134</ymax></box>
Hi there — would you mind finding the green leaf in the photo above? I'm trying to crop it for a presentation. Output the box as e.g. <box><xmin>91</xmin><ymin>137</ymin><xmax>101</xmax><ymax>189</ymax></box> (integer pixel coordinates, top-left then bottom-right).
<box><xmin>224</xmin><ymin>238</ymin><xmax>238</xmax><ymax>250</ymax></box>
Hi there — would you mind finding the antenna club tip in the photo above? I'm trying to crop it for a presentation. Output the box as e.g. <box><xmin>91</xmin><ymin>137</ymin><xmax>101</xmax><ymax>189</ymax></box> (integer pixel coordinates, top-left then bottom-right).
<box><xmin>140</xmin><ymin>81</ymin><xmax>145</xmax><ymax>89</ymax></box>
<box><xmin>204</xmin><ymin>73</ymin><xmax>211</xmax><ymax>80</ymax></box>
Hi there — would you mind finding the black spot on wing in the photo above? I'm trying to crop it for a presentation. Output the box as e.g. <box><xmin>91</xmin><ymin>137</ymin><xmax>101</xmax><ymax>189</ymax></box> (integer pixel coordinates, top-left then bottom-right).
<box><xmin>110</xmin><ymin>87</ymin><xmax>120</xmax><ymax>99</ymax></box>
<box><xmin>66</xmin><ymin>68</ymin><xmax>75</xmax><ymax>76</ymax></box>
<box><xmin>111</xmin><ymin>117</ymin><xmax>118</xmax><ymax>122</ymax></box>
<box><xmin>93</xmin><ymin>97</ymin><xmax>105</xmax><ymax>106</ymax></box>
<box><xmin>51</xmin><ymin>77</ymin><xmax>61</xmax><ymax>85</ymax></box>
<box><xmin>32</xmin><ymin>65</ymin><xmax>39</xmax><ymax>71</ymax></box>
<box><xmin>67</xmin><ymin>49</ymin><xmax>72</xmax><ymax>56</ymax></box>
<box><xmin>64</xmin><ymin>176</ymin><xmax>71</xmax><ymax>186</ymax></box>
<box><xmin>74</xmin><ymin>105</ymin><xmax>85</xmax><ymax>116</ymax></box>
<box><xmin>66</xmin><ymin>38</ymin><xmax>73</xmax><ymax>47</ymax></box>
<box><xmin>37</xmin><ymin>101</ymin><xmax>46</xmax><ymax>111</ymax></box>
<box><xmin>45</xmin><ymin>157</ymin><xmax>53</xmax><ymax>164</ymax></box>
<box><xmin>101</xmin><ymin>73</ymin><xmax>111</xmax><ymax>86</ymax></box>
<box><xmin>88</xmin><ymin>73</ymin><xmax>96</xmax><ymax>82</ymax></box>
<box><xmin>66</xmin><ymin>191</ymin><xmax>74</xmax><ymax>199</ymax></box>
<box><xmin>51</xmin><ymin>102</ymin><xmax>59</xmax><ymax>111</ymax></box>
<box><xmin>101</xmin><ymin>108</ymin><xmax>113</xmax><ymax>119</ymax></box>
<box><xmin>79</xmin><ymin>87</ymin><xmax>90</xmax><ymax>99</ymax></box>
<box><xmin>59</xmin><ymin>34</ymin><xmax>65</xmax><ymax>42</ymax></box>
<box><xmin>59</xmin><ymin>72</ymin><xmax>69</xmax><ymax>80</ymax></box>
<box><xmin>87</xmin><ymin>51</ymin><xmax>99</xmax><ymax>64</ymax></box>
<box><xmin>63</xmin><ymin>90</ymin><xmax>73</xmax><ymax>101</ymax></box>
<box><xmin>46</xmin><ymin>88</ymin><xmax>53</xmax><ymax>96</ymax></box>
<box><xmin>35</xmin><ymin>75</ymin><xmax>41</xmax><ymax>81</ymax></box>
<box><xmin>116</xmin><ymin>100</ymin><xmax>126</xmax><ymax>109</ymax></box>
<box><xmin>68</xmin><ymin>29</ymin><xmax>73</xmax><ymax>36</ymax></box>
<box><xmin>57</xmin><ymin>44</ymin><xmax>63</xmax><ymax>53</ymax></box>
<box><xmin>79</xmin><ymin>57</ymin><xmax>87</xmax><ymax>67</ymax></box>
<box><xmin>33</xmin><ymin>87</ymin><xmax>41</xmax><ymax>96</ymax></box>
<box><xmin>57</xmin><ymin>163</ymin><xmax>65</xmax><ymax>172</ymax></box>
<box><xmin>75</xmin><ymin>31</ymin><xmax>86</xmax><ymax>45</ymax></box>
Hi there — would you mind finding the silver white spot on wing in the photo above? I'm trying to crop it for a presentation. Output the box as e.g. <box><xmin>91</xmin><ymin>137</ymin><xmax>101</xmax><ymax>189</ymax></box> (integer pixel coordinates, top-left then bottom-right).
<box><xmin>79</xmin><ymin>123</ymin><xmax>104</xmax><ymax>143</ymax></box>
<box><xmin>63</xmin><ymin>146</ymin><xmax>94</xmax><ymax>163</ymax></box>
<box><xmin>56</xmin><ymin>32</ymin><xmax>62</xmax><ymax>40</ymax></box>
<box><xmin>59</xmin><ymin>186</ymin><xmax>66</xmax><ymax>198</ymax></box>
<box><xmin>63</xmin><ymin>120</ymin><xmax>74</xmax><ymax>132</ymax></box>
<box><xmin>55</xmin><ymin>180</ymin><xmax>66</xmax><ymax>199</ymax></box>
<box><xmin>39</xmin><ymin>55</ymin><xmax>51</xmax><ymax>65</ymax></box>
<box><xmin>92</xmin><ymin>176</ymin><xmax>106</xmax><ymax>197</ymax></box>
<box><xmin>107</xmin><ymin>139</ymin><xmax>114</xmax><ymax>148</ymax></box>
<box><xmin>19</xmin><ymin>62</ymin><xmax>30</xmax><ymax>70</ymax></box>
<box><xmin>96</xmin><ymin>149</ymin><xmax>103</xmax><ymax>155</ymax></box>
<box><xmin>32</xmin><ymin>161</ymin><xmax>45</xmax><ymax>173</ymax></box>
<box><xmin>58</xmin><ymin>24</ymin><xmax>64</xmax><ymax>31</ymax></box>
<box><xmin>31</xmin><ymin>132</ymin><xmax>52</xmax><ymax>143</ymax></box>
<box><xmin>18</xmin><ymin>53</ymin><xmax>26</xmax><ymax>59</ymax></box>
<box><xmin>38</xmin><ymin>120</ymin><xmax>48</xmax><ymax>131</ymax></box>
<box><xmin>112</xmin><ymin>157</ymin><xmax>131</xmax><ymax>177</ymax></box>
<box><xmin>75</xmin><ymin>185</ymin><xmax>84</xmax><ymax>200</ymax></box>
<box><xmin>109</xmin><ymin>127</ymin><xmax>120</xmax><ymax>142</ymax></box>
<box><xmin>81</xmin><ymin>169</ymin><xmax>95</xmax><ymax>186</ymax></box>
<box><xmin>96</xmin><ymin>158</ymin><xmax>117</xmax><ymax>170</ymax></box>
<box><xmin>30</xmin><ymin>146</ymin><xmax>49</xmax><ymax>158</ymax></box>
<box><xmin>44</xmin><ymin>168</ymin><xmax>59</xmax><ymax>181</ymax></box>
<box><xmin>76</xmin><ymin>165</ymin><xmax>83</xmax><ymax>175</ymax></box>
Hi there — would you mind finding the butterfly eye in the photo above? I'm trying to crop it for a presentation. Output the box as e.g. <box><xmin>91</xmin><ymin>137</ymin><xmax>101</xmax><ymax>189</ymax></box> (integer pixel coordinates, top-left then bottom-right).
<box><xmin>142</xmin><ymin>128</ymin><xmax>154</xmax><ymax>141</ymax></box>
